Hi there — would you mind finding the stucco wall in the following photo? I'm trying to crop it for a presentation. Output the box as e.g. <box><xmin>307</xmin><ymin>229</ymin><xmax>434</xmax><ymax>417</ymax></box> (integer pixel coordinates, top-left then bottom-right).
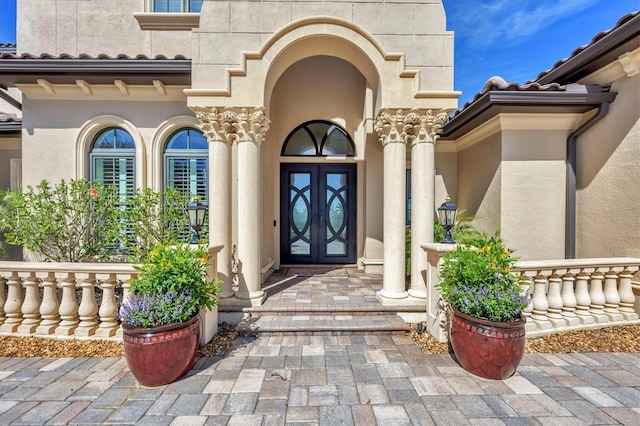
<box><xmin>192</xmin><ymin>0</ymin><xmax>453</xmax><ymax>96</ymax></box>
<box><xmin>17</xmin><ymin>0</ymin><xmax>191</xmax><ymax>57</ymax></box>
<box><xmin>454</xmin><ymin>116</ymin><xmax>573</xmax><ymax>260</ymax></box>
<box><xmin>457</xmin><ymin>132</ymin><xmax>501</xmax><ymax>235</ymax></box>
<box><xmin>20</xmin><ymin>99</ymin><xmax>194</xmax><ymax>189</ymax></box>
<box><xmin>577</xmin><ymin>73</ymin><xmax>640</xmax><ymax>259</ymax></box>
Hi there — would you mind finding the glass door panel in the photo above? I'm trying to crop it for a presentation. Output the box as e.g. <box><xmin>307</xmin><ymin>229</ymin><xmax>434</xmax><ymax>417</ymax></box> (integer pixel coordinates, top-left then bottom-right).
<box><xmin>281</xmin><ymin>164</ymin><xmax>356</xmax><ymax>264</ymax></box>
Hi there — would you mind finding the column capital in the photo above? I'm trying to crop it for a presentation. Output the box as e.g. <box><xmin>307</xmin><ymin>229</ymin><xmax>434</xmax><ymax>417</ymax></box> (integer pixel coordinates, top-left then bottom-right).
<box><xmin>374</xmin><ymin>109</ymin><xmax>415</xmax><ymax>146</ymax></box>
<box><xmin>235</xmin><ymin>107</ymin><xmax>270</xmax><ymax>146</ymax></box>
<box><xmin>412</xmin><ymin>109</ymin><xmax>449</xmax><ymax>146</ymax></box>
<box><xmin>195</xmin><ymin>106</ymin><xmax>270</xmax><ymax>145</ymax></box>
<box><xmin>374</xmin><ymin>108</ymin><xmax>449</xmax><ymax>146</ymax></box>
<box><xmin>195</xmin><ymin>107</ymin><xmax>237</xmax><ymax>145</ymax></box>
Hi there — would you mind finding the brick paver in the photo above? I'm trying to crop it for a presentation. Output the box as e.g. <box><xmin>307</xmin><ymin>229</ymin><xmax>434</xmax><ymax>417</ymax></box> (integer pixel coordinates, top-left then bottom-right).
<box><xmin>1</xmin><ymin>341</ymin><xmax>639</xmax><ymax>425</ymax></box>
<box><xmin>1</xmin><ymin>271</ymin><xmax>639</xmax><ymax>424</ymax></box>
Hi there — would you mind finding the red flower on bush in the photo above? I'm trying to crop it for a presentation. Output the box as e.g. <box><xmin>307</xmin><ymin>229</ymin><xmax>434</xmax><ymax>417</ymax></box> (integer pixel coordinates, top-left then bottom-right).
<box><xmin>90</xmin><ymin>188</ymin><xmax>98</xmax><ymax>197</ymax></box>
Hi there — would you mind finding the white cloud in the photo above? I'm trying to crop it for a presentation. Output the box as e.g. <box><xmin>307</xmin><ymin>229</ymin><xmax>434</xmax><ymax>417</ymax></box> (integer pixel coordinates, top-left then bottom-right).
<box><xmin>444</xmin><ymin>0</ymin><xmax>601</xmax><ymax>47</ymax></box>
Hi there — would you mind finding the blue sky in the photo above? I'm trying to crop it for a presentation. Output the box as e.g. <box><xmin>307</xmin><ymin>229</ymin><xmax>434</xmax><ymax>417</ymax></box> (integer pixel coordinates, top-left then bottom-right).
<box><xmin>0</xmin><ymin>0</ymin><xmax>638</xmax><ymax>105</ymax></box>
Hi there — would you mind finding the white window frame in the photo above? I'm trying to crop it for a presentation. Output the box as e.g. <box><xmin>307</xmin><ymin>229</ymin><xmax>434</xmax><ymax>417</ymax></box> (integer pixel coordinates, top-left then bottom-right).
<box><xmin>75</xmin><ymin>115</ymin><xmax>146</xmax><ymax>188</ymax></box>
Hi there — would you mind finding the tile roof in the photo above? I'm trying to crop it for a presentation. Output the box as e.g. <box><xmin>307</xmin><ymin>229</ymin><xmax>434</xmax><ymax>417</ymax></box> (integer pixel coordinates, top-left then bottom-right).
<box><xmin>0</xmin><ymin>52</ymin><xmax>189</xmax><ymax>60</ymax></box>
<box><xmin>0</xmin><ymin>44</ymin><xmax>16</xmax><ymax>54</ymax></box>
<box><xmin>448</xmin><ymin>76</ymin><xmax>565</xmax><ymax>120</ymax></box>
<box><xmin>445</xmin><ymin>10</ymin><xmax>638</xmax><ymax>124</ymax></box>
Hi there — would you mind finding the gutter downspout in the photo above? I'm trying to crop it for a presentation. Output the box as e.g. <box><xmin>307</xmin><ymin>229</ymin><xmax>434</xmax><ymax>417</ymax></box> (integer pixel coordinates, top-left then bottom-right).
<box><xmin>566</xmin><ymin>101</ymin><xmax>610</xmax><ymax>259</ymax></box>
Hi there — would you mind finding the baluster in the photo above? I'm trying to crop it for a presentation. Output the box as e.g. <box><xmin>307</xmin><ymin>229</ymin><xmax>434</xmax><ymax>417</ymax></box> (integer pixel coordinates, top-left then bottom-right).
<box><xmin>0</xmin><ymin>274</ymin><xmax>6</xmax><ymax>326</ymax></box>
<box><xmin>95</xmin><ymin>274</ymin><xmax>118</xmax><ymax>337</ymax></box>
<box><xmin>560</xmin><ymin>271</ymin><xmax>579</xmax><ymax>326</ymax></box>
<box><xmin>76</xmin><ymin>273</ymin><xmax>99</xmax><ymax>336</ymax></box>
<box><xmin>530</xmin><ymin>273</ymin><xmax>552</xmax><ymax>330</ymax></box>
<box><xmin>116</xmin><ymin>275</ymin><xmax>133</xmax><ymax>338</ymax></box>
<box><xmin>518</xmin><ymin>273</ymin><xmax>535</xmax><ymax>334</ymax></box>
<box><xmin>546</xmin><ymin>274</ymin><xmax>567</xmax><ymax>328</ymax></box>
<box><xmin>618</xmin><ymin>268</ymin><xmax>639</xmax><ymax>320</ymax></box>
<box><xmin>55</xmin><ymin>273</ymin><xmax>79</xmax><ymax>336</ymax></box>
<box><xmin>603</xmin><ymin>269</ymin><xmax>623</xmax><ymax>322</ymax></box>
<box><xmin>0</xmin><ymin>272</ymin><xmax>23</xmax><ymax>333</ymax></box>
<box><xmin>574</xmin><ymin>269</ymin><xmax>594</xmax><ymax>324</ymax></box>
<box><xmin>589</xmin><ymin>268</ymin><xmax>609</xmax><ymax>323</ymax></box>
<box><xmin>17</xmin><ymin>272</ymin><xmax>41</xmax><ymax>334</ymax></box>
<box><xmin>36</xmin><ymin>272</ymin><xmax>60</xmax><ymax>335</ymax></box>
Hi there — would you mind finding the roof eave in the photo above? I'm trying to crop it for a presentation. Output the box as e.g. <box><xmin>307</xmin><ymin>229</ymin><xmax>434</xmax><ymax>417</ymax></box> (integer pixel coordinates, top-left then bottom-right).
<box><xmin>440</xmin><ymin>89</ymin><xmax>618</xmax><ymax>140</ymax></box>
<box><xmin>0</xmin><ymin>58</ymin><xmax>192</xmax><ymax>86</ymax></box>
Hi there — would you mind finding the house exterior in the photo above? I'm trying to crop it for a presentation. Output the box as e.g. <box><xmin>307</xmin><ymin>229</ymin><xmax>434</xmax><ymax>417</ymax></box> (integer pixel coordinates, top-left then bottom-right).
<box><xmin>0</xmin><ymin>1</ymin><xmax>638</xmax><ymax>314</ymax></box>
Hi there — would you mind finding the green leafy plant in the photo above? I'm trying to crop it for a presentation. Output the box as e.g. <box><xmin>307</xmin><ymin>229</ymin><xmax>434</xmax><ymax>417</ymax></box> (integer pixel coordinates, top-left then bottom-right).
<box><xmin>0</xmin><ymin>188</ymin><xmax>11</xmax><ymax>259</ymax></box>
<box><xmin>118</xmin><ymin>243</ymin><xmax>221</xmax><ymax>328</ymax></box>
<box><xmin>437</xmin><ymin>233</ymin><xmax>529</xmax><ymax>322</ymax></box>
<box><xmin>0</xmin><ymin>179</ymin><xmax>122</xmax><ymax>262</ymax></box>
<box><xmin>405</xmin><ymin>211</ymin><xmax>482</xmax><ymax>277</ymax></box>
<box><xmin>122</xmin><ymin>187</ymin><xmax>192</xmax><ymax>261</ymax></box>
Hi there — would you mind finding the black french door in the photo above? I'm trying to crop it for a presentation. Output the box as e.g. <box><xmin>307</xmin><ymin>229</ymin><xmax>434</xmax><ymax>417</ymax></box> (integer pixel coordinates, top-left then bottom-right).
<box><xmin>280</xmin><ymin>164</ymin><xmax>357</xmax><ymax>264</ymax></box>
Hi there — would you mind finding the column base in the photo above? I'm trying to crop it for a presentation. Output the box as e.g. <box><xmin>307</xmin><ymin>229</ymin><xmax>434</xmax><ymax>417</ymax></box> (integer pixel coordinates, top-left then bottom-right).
<box><xmin>407</xmin><ymin>288</ymin><xmax>427</xmax><ymax>300</ymax></box>
<box><xmin>227</xmin><ymin>291</ymin><xmax>266</xmax><ymax>307</ymax></box>
<box><xmin>376</xmin><ymin>289</ymin><xmax>408</xmax><ymax>306</ymax></box>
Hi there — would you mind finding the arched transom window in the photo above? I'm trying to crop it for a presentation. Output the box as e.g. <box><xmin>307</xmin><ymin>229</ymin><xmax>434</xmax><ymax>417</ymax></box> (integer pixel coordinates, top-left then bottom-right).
<box><xmin>281</xmin><ymin>120</ymin><xmax>355</xmax><ymax>157</ymax></box>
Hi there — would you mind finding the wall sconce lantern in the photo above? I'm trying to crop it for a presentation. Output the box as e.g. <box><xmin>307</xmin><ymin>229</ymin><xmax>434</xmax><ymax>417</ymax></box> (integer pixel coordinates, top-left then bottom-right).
<box><xmin>186</xmin><ymin>197</ymin><xmax>207</xmax><ymax>244</ymax></box>
<box><xmin>437</xmin><ymin>196</ymin><xmax>458</xmax><ymax>244</ymax></box>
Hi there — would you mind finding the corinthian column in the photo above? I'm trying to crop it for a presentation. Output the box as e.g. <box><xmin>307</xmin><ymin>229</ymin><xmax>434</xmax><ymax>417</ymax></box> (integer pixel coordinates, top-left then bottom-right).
<box><xmin>374</xmin><ymin>109</ymin><xmax>412</xmax><ymax>303</ymax></box>
<box><xmin>408</xmin><ymin>110</ymin><xmax>448</xmax><ymax>300</ymax></box>
<box><xmin>233</xmin><ymin>107</ymin><xmax>270</xmax><ymax>305</ymax></box>
<box><xmin>196</xmin><ymin>107</ymin><xmax>236</xmax><ymax>299</ymax></box>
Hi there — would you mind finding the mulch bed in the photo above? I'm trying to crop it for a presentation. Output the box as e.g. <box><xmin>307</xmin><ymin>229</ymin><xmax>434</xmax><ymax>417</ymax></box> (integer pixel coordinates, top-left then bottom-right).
<box><xmin>0</xmin><ymin>324</ymin><xmax>638</xmax><ymax>358</ymax></box>
<box><xmin>408</xmin><ymin>323</ymin><xmax>640</xmax><ymax>354</ymax></box>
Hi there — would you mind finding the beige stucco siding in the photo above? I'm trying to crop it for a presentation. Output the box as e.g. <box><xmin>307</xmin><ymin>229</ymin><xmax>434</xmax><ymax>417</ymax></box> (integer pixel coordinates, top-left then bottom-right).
<box><xmin>17</xmin><ymin>0</ymin><xmax>191</xmax><ymax>57</ymax></box>
<box><xmin>576</xmin><ymin>73</ymin><xmax>640</xmax><ymax>259</ymax></box>
<box><xmin>20</xmin><ymin>99</ymin><xmax>193</xmax><ymax>189</ymax></box>
<box><xmin>456</xmin><ymin>133</ymin><xmax>501</xmax><ymax>236</ymax></box>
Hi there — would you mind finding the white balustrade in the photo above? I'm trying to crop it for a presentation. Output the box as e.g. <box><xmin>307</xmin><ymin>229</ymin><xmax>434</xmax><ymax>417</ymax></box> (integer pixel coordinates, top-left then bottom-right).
<box><xmin>513</xmin><ymin>259</ymin><xmax>640</xmax><ymax>337</ymax></box>
<box><xmin>0</xmin><ymin>262</ymin><xmax>139</xmax><ymax>340</ymax></box>
<box><xmin>0</xmin><ymin>245</ymin><xmax>222</xmax><ymax>341</ymax></box>
<box><xmin>422</xmin><ymin>243</ymin><xmax>640</xmax><ymax>341</ymax></box>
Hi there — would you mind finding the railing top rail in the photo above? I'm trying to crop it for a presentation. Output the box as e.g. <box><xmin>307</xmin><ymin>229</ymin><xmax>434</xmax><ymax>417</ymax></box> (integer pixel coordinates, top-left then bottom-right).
<box><xmin>0</xmin><ymin>261</ymin><xmax>139</xmax><ymax>274</ymax></box>
<box><xmin>514</xmin><ymin>257</ymin><xmax>640</xmax><ymax>271</ymax></box>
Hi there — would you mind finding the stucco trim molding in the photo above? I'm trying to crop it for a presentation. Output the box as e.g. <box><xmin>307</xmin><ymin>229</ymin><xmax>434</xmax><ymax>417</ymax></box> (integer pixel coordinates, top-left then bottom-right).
<box><xmin>75</xmin><ymin>115</ymin><xmax>146</xmax><ymax>188</ymax></box>
<box><xmin>133</xmin><ymin>13</ymin><xmax>200</xmax><ymax>31</ymax></box>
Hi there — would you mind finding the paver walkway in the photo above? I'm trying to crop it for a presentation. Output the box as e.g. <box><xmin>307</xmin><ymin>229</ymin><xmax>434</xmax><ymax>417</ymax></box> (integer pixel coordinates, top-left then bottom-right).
<box><xmin>1</xmin><ymin>334</ymin><xmax>639</xmax><ymax>425</ymax></box>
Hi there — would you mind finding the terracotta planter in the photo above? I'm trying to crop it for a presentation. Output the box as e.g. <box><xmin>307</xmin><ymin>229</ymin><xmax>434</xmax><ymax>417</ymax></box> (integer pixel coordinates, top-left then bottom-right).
<box><xmin>450</xmin><ymin>308</ymin><xmax>526</xmax><ymax>380</ymax></box>
<box><xmin>123</xmin><ymin>314</ymin><xmax>199</xmax><ymax>387</ymax></box>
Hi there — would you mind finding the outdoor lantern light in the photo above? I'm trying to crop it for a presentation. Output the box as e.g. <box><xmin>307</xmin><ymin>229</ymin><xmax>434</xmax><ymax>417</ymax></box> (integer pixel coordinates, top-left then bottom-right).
<box><xmin>186</xmin><ymin>197</ymin><xmax>207</xmax><ymax>244</ymax></box>
<box><xmin>438</xmin><ymin>196</ymin><xmax>458</xmax><ymax>244</ymax></box>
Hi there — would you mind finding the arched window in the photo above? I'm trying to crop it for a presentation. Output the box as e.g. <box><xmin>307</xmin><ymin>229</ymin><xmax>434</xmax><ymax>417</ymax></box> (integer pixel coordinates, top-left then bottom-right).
<box><xmin>281</xmin><ymin>120</ymin><xmax>355</xmax><ymax>157</ymax></box>
<box><xmin>163</xmin><ymin>128</ymin><xmax>208</xmax><ymax>203</ymax></box>
<box><xmin>90</xmin><ymin>127</ymin><xmax>136</xmax><ymax>200</ymax></box>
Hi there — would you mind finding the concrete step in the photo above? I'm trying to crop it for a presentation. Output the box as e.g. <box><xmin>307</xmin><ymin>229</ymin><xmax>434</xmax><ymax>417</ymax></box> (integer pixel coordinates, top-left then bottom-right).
<box><xmin>236</xmin><ymin>311</ymin><xmax>410</xmax><ymax>336</ymax></box>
